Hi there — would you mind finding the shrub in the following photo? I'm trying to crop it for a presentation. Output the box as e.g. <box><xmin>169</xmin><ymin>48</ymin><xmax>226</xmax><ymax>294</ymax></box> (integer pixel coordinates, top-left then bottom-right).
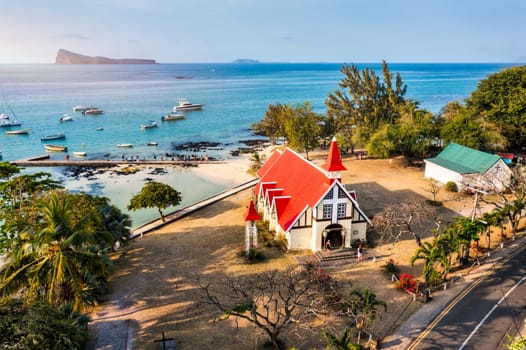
<box><xmin>382</xmin><ymin>259</ymin><xmax>401</xmax><ymax>276</ymax></box>
<box><xmin>398</xmin><ymin>273</ymin><xmax>416</xmax><ymax>293</ymax></box>
<box><xmin>238</xmin><ymin>246</ymin><xmax>266</xmax><ymax>262</ymax></box>
<box><xmin>445</xmin><ymin>181</ymin><xmax>458</xmax><ymax>192</ymax></box>
<box><xmin>273</xmin><ymin>234</ymin><xmax>289</xmax><ymax>252</ymax></box>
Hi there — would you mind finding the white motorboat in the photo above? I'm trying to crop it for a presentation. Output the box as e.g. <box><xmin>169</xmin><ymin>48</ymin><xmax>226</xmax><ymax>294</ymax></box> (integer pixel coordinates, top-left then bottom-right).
<box><xmin>141</xmin><ymin>120</ymin><xmax>158</xmax><ymax>129</ymax></box>
<box><xmin>60</xmin><ymin>114</ymin><xmax>73</xmax><ymax>122</ymax></box>
<box><xmin>147</xmin><ymin>141</ymin><xmax>158</xmax><ymax>146</ymax></box>
<box><xmin>73</xmin><ymin>151</ymin><xmax>87</xmax><ymax>157</ymax></box>
<box><xmin>117</xmin><ymin>143</ymin><xmax>133</xmax><ymax>148</ymax></box>
<box><xmin>72</xmin><ymin>105</ymin><xmax>94</xmax><ymax>112</ymax></box>
<box><xmin>0</xmin><ymin>114</ymin><xmax>22</xmax><ymax>127</ymax></box>
<box><xmin>173</xmin><ymin>98</ymin><xmax>204</xmax><ymax>111</ymax></box>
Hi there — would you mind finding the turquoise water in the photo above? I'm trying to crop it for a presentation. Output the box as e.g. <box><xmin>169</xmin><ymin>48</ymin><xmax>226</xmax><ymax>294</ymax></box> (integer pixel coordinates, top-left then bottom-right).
<box><xmin>0</xmin><ymin>62</ymin><xmax>519</xmax><ymax>226</ymax></box>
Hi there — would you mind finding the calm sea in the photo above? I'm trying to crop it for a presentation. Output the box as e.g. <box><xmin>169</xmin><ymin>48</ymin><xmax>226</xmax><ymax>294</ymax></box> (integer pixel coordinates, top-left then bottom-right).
<box><xmin>0</xmin><ymin>62</ymin><xmax>519</xmax><ymax>226</ymax></box>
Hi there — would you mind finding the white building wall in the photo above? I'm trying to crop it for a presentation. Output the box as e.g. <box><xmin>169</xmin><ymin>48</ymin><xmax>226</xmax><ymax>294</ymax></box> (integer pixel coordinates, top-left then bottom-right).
<box><xmin>287</xmin><ymin>227</ymin><xmax>312</xmax><ymax>250</ymax></box>
<box><xmin>424</xmin><ymin>161</ymin><xmax>465</xmax><ymax>189</ymax></box>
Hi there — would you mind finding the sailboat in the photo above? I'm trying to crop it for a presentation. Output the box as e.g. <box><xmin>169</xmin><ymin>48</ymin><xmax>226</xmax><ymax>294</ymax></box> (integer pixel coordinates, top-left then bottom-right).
<box><xmin>0</xmin><ymin>91</ymin><xmax>23</xmax><ymax>127</ymax></box>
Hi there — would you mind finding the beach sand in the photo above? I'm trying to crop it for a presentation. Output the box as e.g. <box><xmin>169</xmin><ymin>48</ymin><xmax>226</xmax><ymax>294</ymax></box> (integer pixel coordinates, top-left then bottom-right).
<box><xmin>86</xmin><ymin>150</ymin><xmax>489</xmax><ymax>349</ymax></box>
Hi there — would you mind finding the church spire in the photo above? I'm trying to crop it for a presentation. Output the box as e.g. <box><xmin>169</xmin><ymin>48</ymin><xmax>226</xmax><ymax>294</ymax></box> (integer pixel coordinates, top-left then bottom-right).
<box><xmin>321</xmin><ymin>137</ymin><xmax>346</xmax><ymax>183</ymax></box>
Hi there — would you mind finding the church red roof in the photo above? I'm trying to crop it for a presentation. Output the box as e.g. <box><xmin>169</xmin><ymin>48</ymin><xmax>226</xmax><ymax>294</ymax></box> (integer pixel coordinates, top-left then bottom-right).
<box><xmin>321</xmin><ymin>137</ymin><xmax>347</xmax><ymax>172</ymax></box>
<box><xmin>255</xmin><ymin>148</ymin><xmax>332</xmax><ymax>232</ymax></box>
<box><xmin>244</xmin><ymin>200</ymin><xmax>260</xmax><ymax>221</ymax></box>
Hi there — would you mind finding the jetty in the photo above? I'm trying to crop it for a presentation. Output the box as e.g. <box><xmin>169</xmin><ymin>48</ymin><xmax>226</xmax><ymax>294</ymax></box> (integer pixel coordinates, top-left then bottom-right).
<box><xmin>11</xmin><ymin>155</ymin><xmax>226</xmax><ymax>167</ymax></box>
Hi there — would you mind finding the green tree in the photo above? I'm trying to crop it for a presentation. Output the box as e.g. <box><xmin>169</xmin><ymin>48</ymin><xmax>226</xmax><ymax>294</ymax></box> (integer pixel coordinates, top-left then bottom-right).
<box><xmin>127</xmin><ymin>181</ymin><xmax>182</xmax><ymax>222</ymax></box>
<box><xmin>325</xmin><ymin>61</ymin><xmax>407</xmax><ymax>149</ymax></box>
<box><xmin>438</xmin><ymin>101</ymin><xmax>506</xmax><ymax>151</ymax></box>
<box><xmin>410</xmin><ymin>241</ymin><xmax>449</xmax><ymax>285</ymax></box>
<box><xmin>0</xmin><ymin>161</ymin><xmax>19</xmax><ymax>179</ymax></box>
<box><xmin>0</xmin><ymin>300</ymin><xmax>88</xmax><ymax>349</ymax></box>
<box><xmin>0</xmin><ymin>192</ymin><xmax>113</xmax><ymax>311</ymax></box>
<box><xmin>323</xmin><ymin>327</ymin><xmax>364</xmax><ymax>350</ymax></box>
<box><xmin>284</xmin><ymin>102</ymin><xmax>323</xmax><ymax>159</ymax></box>
<box><xmin>453</xmin><ymin>217</ymin><xmax>483</xmax><ymax>266</ymax></box>
<box><xmin>467</xmin><ymin>65</ymin><xmax>526</xmax><ymax>149</ymax></box>
<box><xmin>251</xmin><ymin>102</ymin><xmax>290</xmax><ymax>141</ymax></box>
<box><xmin>349</xmin><ymin>288</ymin><xmax>387</xmax><ymax>344</ymax></box>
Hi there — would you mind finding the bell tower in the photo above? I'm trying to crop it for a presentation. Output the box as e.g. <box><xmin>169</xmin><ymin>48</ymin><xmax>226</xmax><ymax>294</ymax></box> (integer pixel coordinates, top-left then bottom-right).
<box><xmin>321</xmin><ymin>137</ymin><xmax>347</xmax><ymax>184</ymax></box>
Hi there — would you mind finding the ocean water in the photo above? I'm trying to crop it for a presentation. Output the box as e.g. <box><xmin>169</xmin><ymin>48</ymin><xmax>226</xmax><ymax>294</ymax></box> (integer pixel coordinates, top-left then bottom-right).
<box><xmin>0</xmin><ymin>62</ymin><xmax>519</xmax><ymax>226</ymax></box>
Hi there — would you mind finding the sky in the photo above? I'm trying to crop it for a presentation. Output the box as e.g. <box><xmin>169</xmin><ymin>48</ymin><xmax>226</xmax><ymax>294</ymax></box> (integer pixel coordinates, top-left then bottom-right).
<box><xmin>1</xmin><ymin>0</ymin><xmax>525</xmax><ymax>64</ymax></box>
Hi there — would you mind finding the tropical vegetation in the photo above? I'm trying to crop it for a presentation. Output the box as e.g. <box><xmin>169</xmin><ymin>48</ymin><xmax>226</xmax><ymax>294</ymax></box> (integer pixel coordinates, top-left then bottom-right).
<box><xmin>127</xmin><ymin>180</ymin><xmax>182</xmax><ymax>222</ymax></box>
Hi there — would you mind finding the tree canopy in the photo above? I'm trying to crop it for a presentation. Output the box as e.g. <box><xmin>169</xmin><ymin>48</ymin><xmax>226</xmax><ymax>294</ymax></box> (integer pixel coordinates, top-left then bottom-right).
<box><xmin>127</xmin><ymin>180</ymin><xmax>182</xmax><ymax>222</ymax></box>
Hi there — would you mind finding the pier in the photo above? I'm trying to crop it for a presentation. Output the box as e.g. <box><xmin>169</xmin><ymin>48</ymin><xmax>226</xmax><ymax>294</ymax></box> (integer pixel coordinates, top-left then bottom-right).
<box><xmin>11</xmin><ymin>155</ymin><xmax>227</xmax><ymax>167</ymax></box>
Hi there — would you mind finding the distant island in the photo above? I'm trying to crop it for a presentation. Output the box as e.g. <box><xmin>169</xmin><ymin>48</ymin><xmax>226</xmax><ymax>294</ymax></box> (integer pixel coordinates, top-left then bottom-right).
<box><xmin>232</xmin><ymin>58</ymin><xmax>260</xmax><ymax>64</ymax></box>
<box><xmin>55</xmin><ymin>49</ymin><xmax>157</xmax><ymax>64</ymax></box>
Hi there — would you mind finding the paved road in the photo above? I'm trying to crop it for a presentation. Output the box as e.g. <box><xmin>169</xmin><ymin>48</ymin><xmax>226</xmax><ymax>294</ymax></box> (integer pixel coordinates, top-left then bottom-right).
<box><xmin>408</xmin><ymin>245</ymin><xmax>526</xmax><ymax>350</ymax></box>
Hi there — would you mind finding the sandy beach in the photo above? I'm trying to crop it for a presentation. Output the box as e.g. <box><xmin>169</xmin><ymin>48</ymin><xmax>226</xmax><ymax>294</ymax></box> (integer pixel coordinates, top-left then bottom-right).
<box><xmin>85</xmin><ymin>148</ymin><xmax>491</xmax><ymax>349</ymax></box>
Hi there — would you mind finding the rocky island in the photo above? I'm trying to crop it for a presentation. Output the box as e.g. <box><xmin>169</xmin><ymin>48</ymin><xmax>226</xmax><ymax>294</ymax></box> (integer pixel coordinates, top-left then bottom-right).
<box><xmin>55</xmin><ymin>49</ymin><xmax>157</xmax><ymax>64</ymax></box>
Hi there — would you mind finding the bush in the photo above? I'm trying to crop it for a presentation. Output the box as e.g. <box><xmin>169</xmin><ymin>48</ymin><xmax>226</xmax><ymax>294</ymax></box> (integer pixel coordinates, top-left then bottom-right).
<box><xmin>398</xmin><ymin>273</ymin><xmax>416</xmax><ymax>293</ymax></box>
<box><xmin>273</xmin><ymin>234</ymin><xmax>289</xmax><ymax>252</ymax></box>
<box><xmin>382</xmin><ymin>259</ymin><xmax>401</xmax><ymax>276</ymax></box>
<box><xmin>0</xmin><ymin>300</ymin><xmax>88</xmax><ymax>349</ymax></box>
<box><xmin>445</xmin><ymin>181</ymin><xmax>458</xmax><ymax>192</ymax></box>
<box><xmin>242</xmin><ymin>246</ymin><xmax>266</xmax><ymax>262</ymax></box>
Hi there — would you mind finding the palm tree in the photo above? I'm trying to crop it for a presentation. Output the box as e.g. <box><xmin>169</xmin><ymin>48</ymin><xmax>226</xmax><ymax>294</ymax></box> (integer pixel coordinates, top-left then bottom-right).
<box><xmin>349</xmin><ymin>288</ymin><xmax>387</xmax><ymax>344</ymax></box>
<box><xmin>323</xmin><ymin>327</ymin><xmax>364</xmax><ymax>350</ymax></box>
<box><xmin>0</xmin><ymin>192</ymin><xmax>113</xmax><ymax>311</ymax></box>
<box><xmin>453</xmin><ymin>217</ymin><xmax>483</xmax><ymax>266</ymax></box>
<box><xmin>410</xmin><ymin>240</ymin><xmax>449</xmax><ymax>285</ymax></box>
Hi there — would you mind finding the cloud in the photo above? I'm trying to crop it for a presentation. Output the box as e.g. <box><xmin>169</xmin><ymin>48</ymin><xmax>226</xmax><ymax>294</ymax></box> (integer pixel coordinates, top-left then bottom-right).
<box><xmin>51</xmin><ymin>33</ymin><xmax>89</xmax><ymax>40</ymax></box>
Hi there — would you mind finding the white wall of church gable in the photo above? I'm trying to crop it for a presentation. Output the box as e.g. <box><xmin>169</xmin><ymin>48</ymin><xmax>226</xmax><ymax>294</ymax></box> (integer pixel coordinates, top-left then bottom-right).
<box><xmin>288</xmin><ymin>227</ymin><xmax>313</xmax><ymax>250</ymax></box>
<box><xmin>349</xmin><ymin>222</ymin><xmax>368</xmax><ymax>243</ymax></box>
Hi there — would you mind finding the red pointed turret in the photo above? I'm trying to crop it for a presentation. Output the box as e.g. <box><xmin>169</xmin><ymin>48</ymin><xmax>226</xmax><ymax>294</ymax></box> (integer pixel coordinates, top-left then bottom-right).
<box><xmin>244</xmin><ymin>200</ymin><xmax>261</xmax><ymax>221</ymax></box>
<box><xmin>322</xmin><ymin>137</ymin><xmax>347</xmax><ymax>172</ymax></box>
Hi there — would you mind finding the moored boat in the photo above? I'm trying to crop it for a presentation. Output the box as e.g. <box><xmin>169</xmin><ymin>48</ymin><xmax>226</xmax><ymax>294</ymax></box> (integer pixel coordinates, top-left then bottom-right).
<box><xmin>59</xmin><ymin>114</ymin><xmax>73</xmax><ymax>122</ymax></box>
<box><xmin>147</xmin><ymin>141</ymin><xmax>158</xmax><ymax>146</ymax></box>
<box><xmin>82</xmin><ymin>108</ymin><xmax>104</xmax><ymax>115</ymax></box>
<box><xmin>44</xmin><ymin>144</ymin><xmax>68</xmax><ymax>152</ymax></box>
<box><xmin>73</xmin><ymin>105</ymin><xmax>94</xmax><ymax>112</ymax></box>
<box><xmin>141</xmin><ymin>120</ymin><xmax>158</xmax><ymax>129</ymax></box>
<box><xmin>5</xmin><ymin>128</ymin><xmax>30</xmax><ymax>135</ymax></box>
<box><xmin>117</xmin><ymin>143</ymin><xmax>133</xmax><ymax>148</ymax></box>
<box><xmin>73</xmin><ymin>151</ymin><xmax>87</xmax><ymax>157</ymax></box>
<box><xmin>0</xmin><ymin>114</ymin><xmax>22</xmax><ymax>127</ymax></box>
<box><xmin>161</xmin><ymin>113</ymin><xmax>185</xmax><ymax>122</ymax></box>
<box><xmin>41</xmin><ymin>133</ymin><xmax>66</xmax><ymax>141</ymax></box>
<box><xmin>173</xmin><ymin>98</ymin><xmax>204</xmax><ymax>111</ymax></box>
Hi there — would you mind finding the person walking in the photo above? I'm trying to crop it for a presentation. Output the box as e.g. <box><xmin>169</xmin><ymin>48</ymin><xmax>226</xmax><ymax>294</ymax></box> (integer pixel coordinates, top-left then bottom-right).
<box><xmin>357</xmin><ymin>244</ymin><xmax>363</xmax><ymax>261</ymax></box>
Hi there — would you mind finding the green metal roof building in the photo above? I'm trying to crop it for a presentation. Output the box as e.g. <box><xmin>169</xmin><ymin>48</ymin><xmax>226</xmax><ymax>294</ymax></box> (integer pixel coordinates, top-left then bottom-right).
<box><xmin>424</xmin><ymin>142</ymin><xmax>511</xmax><ymax>192</ymax></box>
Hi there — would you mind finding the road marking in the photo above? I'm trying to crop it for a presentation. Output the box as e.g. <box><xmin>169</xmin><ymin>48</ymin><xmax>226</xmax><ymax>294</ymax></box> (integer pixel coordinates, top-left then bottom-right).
<box><xmin>407</xmin><ymin>243</ymin><xmax>526</xmax><ymax>350</ymax></box>
<box><xmin>458</xmin><ymin>273</ymin><xmax>526</xmax><ymax>350</ymax></box>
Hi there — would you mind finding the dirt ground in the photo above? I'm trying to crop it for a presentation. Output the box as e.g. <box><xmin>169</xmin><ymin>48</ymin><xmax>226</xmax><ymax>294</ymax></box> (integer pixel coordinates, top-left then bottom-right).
<box><xmin>86</xmin><ymin>152</ymin><xmax>508</xmax><ymax>349</ymax></box>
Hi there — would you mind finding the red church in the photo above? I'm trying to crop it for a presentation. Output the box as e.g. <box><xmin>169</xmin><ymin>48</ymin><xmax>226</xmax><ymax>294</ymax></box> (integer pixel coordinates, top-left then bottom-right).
<box><xmin>251</xmin><ymin>137</ymin><xmax>370</xmax><ymax>251</ymax></box>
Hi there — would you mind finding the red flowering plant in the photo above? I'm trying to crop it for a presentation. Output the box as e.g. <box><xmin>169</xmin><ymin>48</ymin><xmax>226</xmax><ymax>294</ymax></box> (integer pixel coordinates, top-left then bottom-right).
<box><xmin>399</xmin><ymin>273</ymin><xmax>417</xmax><ymax>294</ymax></box>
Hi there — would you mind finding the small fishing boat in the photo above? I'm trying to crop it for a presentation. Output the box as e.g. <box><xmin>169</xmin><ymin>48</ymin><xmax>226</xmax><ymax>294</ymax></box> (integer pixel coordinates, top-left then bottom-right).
<box><xmin>44</xmin><ymin>144</ymin><xmax>68</xmax><ymax>152</ymax></box>
<box><xmin>95</xmin><ymin>127</ymin><xmax>104</xmax><ymax>131</ymax></box>
<box><xmin>117</xmin><ymin>143</ymin><xmax>133</xmax><ymax>148</ymax></box>
<box><xmin>73</xmin><ymin>105</ymin><xmax>94</xmax><ymax>112</ymax></box>
<box><xmin>141</xmin><ymin>120</ymin><xmax>158</xmax><ymax>129</ymax></box>
<box><xmin>173</xmin><ymin>98</ymin><xmax>204</xmax><ymax>111</ymax></box>
<box><xmin>73</xmin><ymin>151</ymin><xmax>87</xmax><ymax>157</ymax></box>
<box><xmin>5</xmin><ymin>128</ymin><xmax>30</xmax><ymax>135</ymax></box>
<box><xmin>147</xmin><ymin>141</ymin><xmax>158</xmax><ymax>146</ymax></box>
<box><xmin>41</xmin><ymin>133</ymin><xmax>66</xmax><ymax>141</ymax></box>
<box><xmin>161</xmin><ymin>113</ymin><xmax>185</xmax><ymax>122</ymax></box>
<box><xmin>59</xmin><ymin>114</ymin><xmax>73</xmax><ymax>122</ymax></box>
<box><xmin>82</xmin><ymin>108</ymin><xmax>104</xmax><ymax>115</ymax></box>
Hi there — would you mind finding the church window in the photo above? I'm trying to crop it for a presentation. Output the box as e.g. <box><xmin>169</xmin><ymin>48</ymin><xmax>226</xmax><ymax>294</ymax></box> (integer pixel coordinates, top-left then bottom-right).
<box><xmin>324</xmin><ymin>190</ymin><xmax>333</xmax><ymax>200</ymax></box>
<box><xmin>337</xmin><ymin>203</ymin><xmax>346</xmax><ymax>218</ymax></box>
<box><xmin>323</xmin><ymin>204</ymin><xmax>332</xmax><ymax>219</ymax></box>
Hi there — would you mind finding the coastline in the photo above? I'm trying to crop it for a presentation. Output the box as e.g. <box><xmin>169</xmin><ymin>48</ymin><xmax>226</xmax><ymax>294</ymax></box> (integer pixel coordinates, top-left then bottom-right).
<box><xmin>53</xmin><ymin>148</ymin><xmax>261</xmax><ymax>228</ymax></box>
